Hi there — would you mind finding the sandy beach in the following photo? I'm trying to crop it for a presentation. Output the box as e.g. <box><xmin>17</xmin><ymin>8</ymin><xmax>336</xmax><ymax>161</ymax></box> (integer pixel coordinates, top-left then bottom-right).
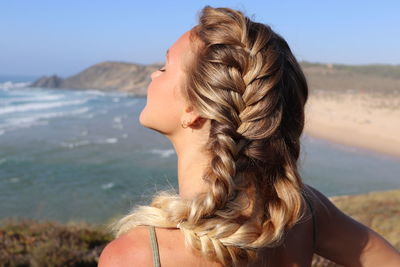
<box><xmin>304</xmin><ymin>90</ymin><xmax>400</xmax><ymax>158</ymax></box>
<box><xmin>301</xmin><ymin>63</ymin><xmax>400</xmax><ymax>158</ymax></box>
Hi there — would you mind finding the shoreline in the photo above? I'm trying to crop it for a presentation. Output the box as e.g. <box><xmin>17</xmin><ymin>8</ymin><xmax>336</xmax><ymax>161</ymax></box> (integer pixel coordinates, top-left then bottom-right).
<box><xmin>304</xmin><ymin>92</ymin><xmax>400</xmax><ymax>159</ymax></box>
<box><xmin>303</xmin><ymin>126</ymin><xmax>400</xmax><ymax>159</ymax></box>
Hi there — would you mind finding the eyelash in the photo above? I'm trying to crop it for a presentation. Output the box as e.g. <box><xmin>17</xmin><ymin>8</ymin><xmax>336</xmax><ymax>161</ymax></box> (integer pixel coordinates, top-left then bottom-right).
<box><xmin>158</xmin><ymin>67</ymin><xmax>166</xmax><ymax>72</ymax></box>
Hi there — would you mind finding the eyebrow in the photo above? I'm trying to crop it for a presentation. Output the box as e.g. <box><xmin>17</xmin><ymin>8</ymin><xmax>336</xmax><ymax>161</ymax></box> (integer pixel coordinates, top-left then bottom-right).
<box><xmin>166</xmin><ymin>49</ymin><xmax>170</xmax><ymax>62</ymax></box>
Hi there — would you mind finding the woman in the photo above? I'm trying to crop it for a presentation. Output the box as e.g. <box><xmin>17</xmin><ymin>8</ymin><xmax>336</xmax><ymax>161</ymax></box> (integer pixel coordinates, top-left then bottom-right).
<box><xmin>99</xmin><ymin>6</ymin><xmax>400</xmax><ymax>267</ymax></box>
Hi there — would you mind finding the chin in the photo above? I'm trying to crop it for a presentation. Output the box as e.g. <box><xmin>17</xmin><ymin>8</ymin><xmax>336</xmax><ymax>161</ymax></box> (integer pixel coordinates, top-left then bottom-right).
<box><xmin>139</xmin><ymin>110</ymin><xmax>155</xmax><ymax>130</ymax></box>
<box><xmin>139</xmin><ymin>109</ymin><xmax>172</xmax><ymax>135</ymax></box>
<box><xmin>138</xmin><ymin>109</ymin><xmax>148</xmax><ymax>127</ymax></box>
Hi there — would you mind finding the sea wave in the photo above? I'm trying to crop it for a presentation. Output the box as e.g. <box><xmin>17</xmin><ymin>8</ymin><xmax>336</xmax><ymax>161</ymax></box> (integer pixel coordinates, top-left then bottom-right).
<box><xmin>0</xmin><ymin>81</ymin><xmax>30</xmax><ymax>89</ymax></box>
<box><xmin>150</xmin><ymin>149</ymin><xmax>175</xmax><ymax>158</ymax></box>
<box><xmin>101</xmin><ymin>138</ymin><xmax>118</xmax><ymax>144</ymax></box>
<box><xmin>2</xmin><ymin>94</ymin><xmax>66</xmax><ymax>105</ymax></box>
<box><xmin>112</xmin><ymin>116</ymin><xmax>124</xmax><ymax>130</ymax></box>
<box><xmin>0</xmin><ymin>99</ymin><xmax>88</xmax><ymax>115</ymax></box>
<box><xmin>60</xmin><ymin>137</ymin><xmax>119</xmax><ymax>149</ymax></box>
<box><xmin>124</xmin><ymin>99</ymin><xmax>139</xmax><ymax>106</ymax></box>
<box><xmin>85</xmin><ymin>90</ymin><xmax>132</xmax><ymax>98</ymax></box>
<box><xmin>0</xmin><ymin>107</ymin><xmax>90</xmax><ymax>132</ymax></box>
<box><xmin>9</xmin><ymin>177</ymin><xmax>20</xmax><ymax>183</ymax></box>
<box><xmin>77</xmin><ymin>90</ymin><xmax>106</xmax><ymax>96</ymax></box>
<box><xmin>61</xmin><ymin>140</ymin><xmax>91</xmax><ymax>149</ymax></box>
<box><xmin>113</xmin><ymin>116</ymin><xmax>122</xmax><ymax>123</ymax></box>
<box><xmin>101</xmin><ymin>182</ymin><xmax>115</xmax><ymax>190</ymax></box>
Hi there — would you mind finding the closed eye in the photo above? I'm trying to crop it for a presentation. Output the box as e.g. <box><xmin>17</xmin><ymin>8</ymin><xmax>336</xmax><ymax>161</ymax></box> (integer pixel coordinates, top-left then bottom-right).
<box><xmin>158</xmin><ymin>67</ymin><xmax>166</xmax><ymax>72</ymax></box>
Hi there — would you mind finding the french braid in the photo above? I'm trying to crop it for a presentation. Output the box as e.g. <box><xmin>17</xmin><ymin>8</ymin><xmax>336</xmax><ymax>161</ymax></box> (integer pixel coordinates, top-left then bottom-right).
<box><xmin>110</xmin><ymin>6</ymin><xmax>309</xmax><ymax>267</ymax></box>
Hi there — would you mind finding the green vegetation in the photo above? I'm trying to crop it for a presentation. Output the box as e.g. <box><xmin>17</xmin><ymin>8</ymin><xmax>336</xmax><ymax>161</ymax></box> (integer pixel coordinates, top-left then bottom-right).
<box><xmin>1</xmin><ymin>189</ymin><xmax>399</xmax><ymax>266</ymax></box>
<box><xmin>301</xmin><ymin>61</ymin><xmax>400</xmax><ymax>80</ymax></box>
<box><xmin>0</xmin><ymin>219</ymin><xmax>113</xmax><ymax>267</ymax></box>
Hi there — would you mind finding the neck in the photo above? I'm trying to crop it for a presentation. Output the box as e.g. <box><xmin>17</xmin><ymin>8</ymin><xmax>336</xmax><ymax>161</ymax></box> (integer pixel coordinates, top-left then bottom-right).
<box><xmin>168</xmin><ymin>126</ymin><xmax>211</xmax><ymax>199</ymax></box>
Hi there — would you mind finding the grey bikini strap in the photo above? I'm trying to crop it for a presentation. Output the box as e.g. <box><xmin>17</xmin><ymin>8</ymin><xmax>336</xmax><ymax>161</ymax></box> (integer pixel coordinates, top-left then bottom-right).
<box><xmin>303</xmin><ymin>193</ymin><xmax>317</xmax><ymax>250</ymax></box>
<box><xmin>148</xmin><ymin>225</ymin><xmax>161</xmax><ymax>267</ymax></box>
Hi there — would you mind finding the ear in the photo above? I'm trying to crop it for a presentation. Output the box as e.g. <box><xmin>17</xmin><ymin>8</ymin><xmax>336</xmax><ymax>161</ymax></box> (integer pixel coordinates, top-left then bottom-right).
<box><xmin>181</xmin><ymin>105</ymin><xmax>206</xmax><ymax>128</ymax></box>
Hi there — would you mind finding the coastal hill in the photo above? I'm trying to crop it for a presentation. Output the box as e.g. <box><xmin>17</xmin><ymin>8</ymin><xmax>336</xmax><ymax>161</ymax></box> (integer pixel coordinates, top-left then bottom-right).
<box><xmin>30</xmin><ymin>61</ymin><xmax>400</xmax><ymax>96</ymax></box>
<box><xmin>30</xmin><ymin>61</ymin><xmax>162</xmax><ymax>96</ymax></box>
<box><xmin>302</xmin><ymin>62</ymin><xmax>400</xmax><ymax>95</ymax></box>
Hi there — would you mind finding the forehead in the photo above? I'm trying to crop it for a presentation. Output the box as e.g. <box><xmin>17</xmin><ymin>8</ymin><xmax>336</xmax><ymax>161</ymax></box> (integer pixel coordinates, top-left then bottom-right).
<box><xmin>168</xmin><ymin>30</ymin><xmax>193</xmax><ymax>63</ymax></box>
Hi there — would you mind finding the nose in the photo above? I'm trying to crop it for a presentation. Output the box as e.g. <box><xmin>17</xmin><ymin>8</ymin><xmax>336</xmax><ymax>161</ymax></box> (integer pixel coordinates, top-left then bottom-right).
<box><xmin>150</xmin><ymin>71</ymin><xmax>158</xmax><ymax>80</ymax></box>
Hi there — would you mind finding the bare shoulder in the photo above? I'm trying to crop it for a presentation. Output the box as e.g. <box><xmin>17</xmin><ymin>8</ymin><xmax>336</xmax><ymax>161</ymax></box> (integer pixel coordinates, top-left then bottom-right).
<box><xmin>303</xmin><ymin>184</ymin><xmax>400</xmax><ymax>266</ymax></box>
<box><xmin>302</xmin><ymin>184</ymin><xmax>333</xmax><ymax>218</ymax></box>
<box><xmin>98</xmin><ymin>226</ymin><xmax>152</xmax><ymax>267</ymax></box>
<box><xmin>302</xmin><ymin>184</ymin><xmax>369</xmax><ymax>251</ymax></box>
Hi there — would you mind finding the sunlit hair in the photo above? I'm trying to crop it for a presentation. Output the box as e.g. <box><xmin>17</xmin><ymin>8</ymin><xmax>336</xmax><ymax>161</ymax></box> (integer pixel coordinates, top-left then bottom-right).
<box><xmin>110</xmin><ymin>6</ymin><xmax>311</xmax><ymax>266</ymax></box>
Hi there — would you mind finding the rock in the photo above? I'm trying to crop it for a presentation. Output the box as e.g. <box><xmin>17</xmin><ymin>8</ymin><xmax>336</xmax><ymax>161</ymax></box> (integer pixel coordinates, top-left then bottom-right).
<box><xmin>30</xmin><ymin>75</ymin><xmax>63</xmax><ymax>88</ymax></box>
<box><xmin>29</xmin><ymin>61</ymin><xmax>162</xmax><ymax>95</ymax></box>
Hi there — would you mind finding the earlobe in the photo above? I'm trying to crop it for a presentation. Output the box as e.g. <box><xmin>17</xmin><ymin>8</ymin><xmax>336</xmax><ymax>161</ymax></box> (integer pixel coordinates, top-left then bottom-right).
<box><xmin>182</xmin><ymin>105</ymin><xmax>198</xmax><ymax>123</ymax></box>
<box><xmin>180</xmin><ymin>114</ymin><xmax>206</xmax><ymax>129</ymax></box>
<box><xmin>181</xmin><ymin>120</ymin><xmax>190</xmax><ymax>129</ymax></box>
<box><xmin>181</xmin><ymin>105</ymin><xmax>207</xmax><ymax>129</ymax></box>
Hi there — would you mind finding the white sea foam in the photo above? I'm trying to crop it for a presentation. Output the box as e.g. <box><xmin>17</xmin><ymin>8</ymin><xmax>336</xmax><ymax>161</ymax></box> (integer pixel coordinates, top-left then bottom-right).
<box><xmin>0</xmin><ymin>119</ymin><xmax>49</xmax><ymax>131</ymax></box>
<box><xmin>0</xmin><ymin>99</ymin><xmax>88</xmax><ymax>115</ymax></box>
<box><xmin>124</xmin><ymin>100</ymin><xmax>139</xmax><ymax>106</ymax></box>
<box><xmin>103</xmin><ymin>138</ymin><xmax>118</xmax><ymax>144</ymax></box>
<box><xmin>2</xmin><ymin>87</ymin><xmax>55</xmax><ymax>96</ymax></box>
<box><xmin>101</xmin><ymin>182</ymin><xmax>115</xmax><ymax>190</ymax></box>
<box><xmin>0</xmin><ymin>81</ymin><xmax>30</xmax><ymax>89</ymax></box>
<box><xmin>79</xmin><ymin>113</ymin><xmax>94</xmax><ymax>119</ymax></box>
<box><xmin>2</xmin><ymin>94</ymin><xmax>65</xmax><ymax>105</ymax></box>
<box><xmin>150</xmin><ymin>149</ymin><xmax>175</xmax><ymax>158</ymax></box>
<box><xmin>81</xmin><ymin>90</ymin><xmax>106</xmax><ymax>96</ymax></box>
<box><xmin>61</xmin><ymin>137</ymin><xmax>119</xmax><ymax>149</ymax></box>
<box><xmin>112</xmin><ymin>124</ymin><xmax>124</xmax><ymax>130</ymax></box>
<box><xmin>61</xmin><ymin>140</ymin><xmax>91</xmax><ymax>149</ymax></box>
<box><xmin>112</xmin><ymin>117</ymin><xmax>124</xmax><ymax>129</ymax></box>
<box><xmin>9</xmin><ymin>177</ymin><xmax>20</xmax><ymax>183</ymax></box>
<box><xmin>0</xmin><ymin>107</ymin><xmax>90</xmax><ymax>132</ymax></box>
<box><xmin>113</xmin><ymin>116</ymin><xmax>122</xmax><ymax>123</ymax></box>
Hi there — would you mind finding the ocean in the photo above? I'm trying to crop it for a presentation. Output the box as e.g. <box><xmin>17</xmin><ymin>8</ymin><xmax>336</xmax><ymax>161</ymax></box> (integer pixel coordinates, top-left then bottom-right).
<box><xmin>1</xmin><ymin>78</ymin><xmax>400</xmax><ymax>224</ymax></box>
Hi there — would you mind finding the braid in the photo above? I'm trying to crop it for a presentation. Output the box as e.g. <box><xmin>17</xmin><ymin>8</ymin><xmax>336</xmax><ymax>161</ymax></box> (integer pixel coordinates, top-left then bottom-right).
<box><xmin>110</xmin><ymin>6</ymin><xmax>309</xmax><ymax>267</ymax></box>
<box><xmin>180</xmin><ymin>6</ymin><xmax>308</xmax><ymax>265</ymax></box>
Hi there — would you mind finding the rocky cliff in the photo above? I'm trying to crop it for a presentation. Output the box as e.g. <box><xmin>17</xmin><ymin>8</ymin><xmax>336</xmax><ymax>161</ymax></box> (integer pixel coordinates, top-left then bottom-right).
<box><xmin>30</xmin><ymin>61</ymin><xmax>162</xmax><ymax>96</ymax></box>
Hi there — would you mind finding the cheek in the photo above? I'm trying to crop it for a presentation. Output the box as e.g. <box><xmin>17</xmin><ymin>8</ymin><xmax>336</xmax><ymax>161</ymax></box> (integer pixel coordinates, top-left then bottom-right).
<box><xmin>140</xmin><ymin>77</ymin><xmax>183</xmax><ymax>131</ymax></box>
<box><xmin>147</xmin><ymin>79</ymin><xmax>173</xmax><ymax>108</ymax></box>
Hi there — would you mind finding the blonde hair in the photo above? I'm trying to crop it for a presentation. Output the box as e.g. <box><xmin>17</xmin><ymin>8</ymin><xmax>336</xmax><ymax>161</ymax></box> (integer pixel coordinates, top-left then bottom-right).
<box><xmin>110</xmin><ymin>6</ymin><xmax>310</xmax><ymax>266</ymax></box>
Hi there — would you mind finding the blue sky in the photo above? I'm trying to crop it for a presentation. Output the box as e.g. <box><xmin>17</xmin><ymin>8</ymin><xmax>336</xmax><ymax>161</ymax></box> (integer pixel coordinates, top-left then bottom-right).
<box><xmin>1</xmin><ymin>0</ymin><xmax>399</xmax><ymax>77</ymax></box>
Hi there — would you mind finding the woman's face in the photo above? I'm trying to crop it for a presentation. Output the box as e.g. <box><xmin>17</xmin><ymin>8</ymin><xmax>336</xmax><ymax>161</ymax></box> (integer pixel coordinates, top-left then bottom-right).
<box><xmin>139</xmin><ymin>30</ymin><xmax>192</xmax><ymax>136</ymax></box>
